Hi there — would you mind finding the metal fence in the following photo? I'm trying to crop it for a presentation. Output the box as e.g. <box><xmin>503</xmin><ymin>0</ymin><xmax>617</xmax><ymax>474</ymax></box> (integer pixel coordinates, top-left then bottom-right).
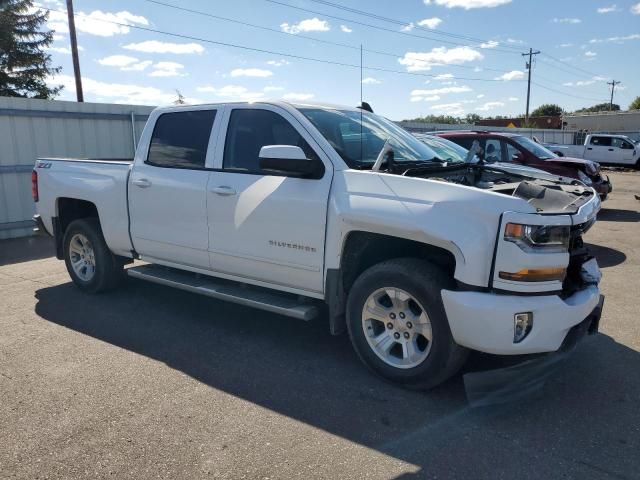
<box><xmin>0</xmin><ymin>97</ymin><xmax>153</xmax><ymax>239</ymax></box>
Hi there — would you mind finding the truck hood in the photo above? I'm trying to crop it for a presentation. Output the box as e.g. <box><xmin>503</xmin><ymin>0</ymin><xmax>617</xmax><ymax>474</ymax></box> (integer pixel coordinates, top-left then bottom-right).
<box><xmin>544</xmin><ymin>156</ymin><xmax>600</xmax><ymax>175</ymax></box>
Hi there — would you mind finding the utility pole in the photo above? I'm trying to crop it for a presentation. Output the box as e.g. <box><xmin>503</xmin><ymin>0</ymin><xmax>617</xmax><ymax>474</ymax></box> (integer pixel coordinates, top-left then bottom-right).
<box><xmin>607</xmin><ymin>80</ymin><xmax>621</xmax><ymax>110</ymax></box>
<box><xmin>66</xmin><ymin>0</ymin><xmax>83</xmax><ymax>102</ymax></box>
<box><xmin>522</xmin><ymin>48</ymin><xmax>540</xmax><ymax>123</ymax></box>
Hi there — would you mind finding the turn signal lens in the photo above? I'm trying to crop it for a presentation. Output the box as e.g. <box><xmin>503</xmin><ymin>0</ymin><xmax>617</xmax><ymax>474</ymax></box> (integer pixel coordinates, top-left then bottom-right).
<box><xmin>499</xmin><ymin>268</ymin><xmax>567</xmax><ymax>282</ymax></box>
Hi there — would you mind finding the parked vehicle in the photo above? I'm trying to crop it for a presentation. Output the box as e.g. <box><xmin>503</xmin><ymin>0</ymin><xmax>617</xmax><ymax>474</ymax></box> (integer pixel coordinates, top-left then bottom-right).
<box><xmin>437</xmin><ymin>131</ymin><xmax>613</xmax><ymax>200</ymax></box>
<box><xmin>544</xmin><ymin>134</ymin><xmax>640</xmax><ymax>168</ymax></box>
<box><xmin>415</xmin><ymin>133</ymin><xmax>572</xmax><ymax>183</ymax></box>
<box><xmin>32</xmin><ymin>102</ymin><xmax>603</xmax><ymax>390</ymax></box>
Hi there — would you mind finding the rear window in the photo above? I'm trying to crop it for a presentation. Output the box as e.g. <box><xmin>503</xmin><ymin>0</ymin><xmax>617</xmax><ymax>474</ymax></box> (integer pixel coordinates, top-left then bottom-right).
<box><xmin>445</xmin><ymin>136</ymin><xmax>475</xmax><ymax>150</ymax></box>
<box><xmin>147</xmin><ymin>110</ymin><xmax>216</xmax><ymax>169</ymax></box>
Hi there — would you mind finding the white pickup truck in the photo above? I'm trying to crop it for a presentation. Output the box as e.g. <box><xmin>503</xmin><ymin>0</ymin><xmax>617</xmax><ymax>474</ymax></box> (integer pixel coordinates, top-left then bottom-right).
<box><xmin>545</xmin><ymin>134</ymin><xmax>639</xmax><ymax>167</ymax></box>
<box><xmin>33</xmin><ymin>101</ymin><xmax>604</xmax><ymax>389</ymax></box>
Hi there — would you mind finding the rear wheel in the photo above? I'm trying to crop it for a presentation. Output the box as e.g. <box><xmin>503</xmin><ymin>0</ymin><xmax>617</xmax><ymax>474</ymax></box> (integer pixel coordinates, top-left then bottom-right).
<box><xmin>346</xmin><ymin>258</ymin><xmax>468</xmax><ymax>390</ymax></box>
<box><xmin>63</xmin><ymin>218</ymin><xmax>125</xmax><ymax>293</ymax></box>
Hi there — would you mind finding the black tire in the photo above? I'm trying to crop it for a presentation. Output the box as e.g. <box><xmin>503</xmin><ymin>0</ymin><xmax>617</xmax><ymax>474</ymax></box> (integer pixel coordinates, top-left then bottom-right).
<box><xmin>346</xmin><ymin>258</ymin><xmax>468</xmax><ymax>390</ymax></box>
<box><xmin>63</xmin><ymin>218</ymin><xmax>125</xmax><ymax>293</ymax></box>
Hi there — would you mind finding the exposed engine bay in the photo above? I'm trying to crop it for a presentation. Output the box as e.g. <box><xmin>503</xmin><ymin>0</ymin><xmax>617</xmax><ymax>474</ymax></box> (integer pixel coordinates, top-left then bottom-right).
<box><xmin>400</xmin><ymin>162</ymin><xmax>596</xmax><ymax>214</ymax></box>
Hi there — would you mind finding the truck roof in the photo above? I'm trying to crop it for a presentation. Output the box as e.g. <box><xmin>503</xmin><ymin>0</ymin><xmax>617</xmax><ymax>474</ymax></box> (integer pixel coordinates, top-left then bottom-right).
<box><xmin>437</xmin><ymin>130</ymin><xmax>522</xmax><ymax>138</ymax></box>
<box><xmin>152</xmin><ymin>101</ymin><xmax>362</xmax><ymax>114</ymax></box>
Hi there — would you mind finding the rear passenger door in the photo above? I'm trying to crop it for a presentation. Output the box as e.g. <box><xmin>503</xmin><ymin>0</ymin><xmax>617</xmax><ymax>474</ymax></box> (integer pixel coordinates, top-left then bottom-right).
<box><xmin>129</xmin><ymin>108</ymin><xmax>220</xmax><ymax>269</ymax></box>
<box><xmin>206</xmin><ymin>105</ymin><xmax>332</xmax><ymax>295</ymax></box>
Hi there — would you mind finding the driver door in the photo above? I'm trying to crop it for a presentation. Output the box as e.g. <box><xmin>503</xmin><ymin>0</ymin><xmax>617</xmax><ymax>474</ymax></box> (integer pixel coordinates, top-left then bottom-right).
<box><xmin>206</xmin><ymin>105</ymin><xmax>333</xmax><ymax>295</ymax></box>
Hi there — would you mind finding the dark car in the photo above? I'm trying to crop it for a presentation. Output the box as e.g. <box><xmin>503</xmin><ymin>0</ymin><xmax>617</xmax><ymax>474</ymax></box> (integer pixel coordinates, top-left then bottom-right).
<box><xmin>437</xmin><ymin>131</ymin><xmax>612</xmax><ymax>200</ymax></box>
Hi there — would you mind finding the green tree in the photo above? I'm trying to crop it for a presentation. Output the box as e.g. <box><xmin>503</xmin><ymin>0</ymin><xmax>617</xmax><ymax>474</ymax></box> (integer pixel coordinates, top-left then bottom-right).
<box><xmin>530</xmin><ymin>104</ymin><xmax>563</xmax><ymax>117</ymax></box>
<box><xmin>629</xmin><ymin>96</ymin><xmax>640</xmax><ymax>111</ymax></box>
<box><xmin>0</xmin><ymin>0</ymin><xmax>62</xmax><ymax>98</ymax></box>
<box><xmin>574</xmin><ymin>102</ymin><xmax>620</xmax><ymax>113</ymax></box>
<box><xmin>464</xmin><ymin>113</ymin><xmax>481</xmax><ymax>124</ymax></box>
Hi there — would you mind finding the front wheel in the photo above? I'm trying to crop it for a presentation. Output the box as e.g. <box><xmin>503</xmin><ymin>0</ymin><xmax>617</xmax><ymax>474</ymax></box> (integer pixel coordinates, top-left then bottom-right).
<box><xmin>346</xmin><ymin>258</ymin><xmax>468</xmax><ymax>390</ymax></box>
<box><xmin>63</xmin><ymin>218</ymin><xmax>125</xmax><ymax>293</ymax></box>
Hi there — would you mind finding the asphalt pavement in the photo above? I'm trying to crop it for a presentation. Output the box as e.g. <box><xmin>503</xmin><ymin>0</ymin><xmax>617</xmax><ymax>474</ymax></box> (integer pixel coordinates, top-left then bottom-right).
<box><xmin>0</xmin><ymin>170</ymin><xmax>638</xmax><ymax>479</ymax></box>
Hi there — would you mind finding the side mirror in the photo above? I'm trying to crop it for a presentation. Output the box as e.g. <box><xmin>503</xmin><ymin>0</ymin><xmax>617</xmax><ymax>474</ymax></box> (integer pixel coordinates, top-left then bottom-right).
<box><xmin>258</xmin><ymin>145</ymin><xmax>324</xmax><ymax>179</ymax></box>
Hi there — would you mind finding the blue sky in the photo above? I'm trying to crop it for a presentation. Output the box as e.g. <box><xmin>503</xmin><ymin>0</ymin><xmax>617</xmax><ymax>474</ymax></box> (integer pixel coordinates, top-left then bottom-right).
<box><xmin>37</xmin><ymin>0</ymin><xmax>640</xmax><ymax>120</ymax></box>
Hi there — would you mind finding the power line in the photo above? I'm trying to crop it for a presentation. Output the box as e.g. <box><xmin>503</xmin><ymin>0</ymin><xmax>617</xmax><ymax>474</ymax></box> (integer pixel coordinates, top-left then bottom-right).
<box><xmin>539</xmin><ymin>52</ymin><xmax>605</xmax><ymax>79</ymax></box>
<box><xmin>37</xmin><ymin>6</ymin><xmax>517</xmax><ymax>83</ymax></box>
<box><xmin>140</xmin><ymin>0</ymin><xmax>516</xmax><ymax>76</ymax></box>
<box><xmin>265</xmin><ymin>0</ymin><xmax>524</xmax><ymax>55</ymax></box>
<box><xmin>306</xmin><ymin>0</ymin><xmax>524</xmax><ymax>52</ymax></box>
<box><xmin>531</xmin><ymin>81</ymin><xmax>609</xmax><ymax>103</ymax></box>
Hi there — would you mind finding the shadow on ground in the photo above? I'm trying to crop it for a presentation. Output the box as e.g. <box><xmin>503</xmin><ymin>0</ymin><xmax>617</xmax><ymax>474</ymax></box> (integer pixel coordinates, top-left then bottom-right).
<box><xmin>33</xmin><ymin>279</ymin><xmax>640</xmax><ymax>479</ymax></box>
<box><xmin>597</xmin><ymin>208</ymin><xmax>640</xmax><ymax>223</ymax></box>
<box><xmin>587</xmin><ymin>243</ymin><xmax>627</xmax><ymax>268</ymax></box>
<box><xmin>0</xmin><ymin>236</ymin><xmax>55</xmax><ymax>266</ymax></box>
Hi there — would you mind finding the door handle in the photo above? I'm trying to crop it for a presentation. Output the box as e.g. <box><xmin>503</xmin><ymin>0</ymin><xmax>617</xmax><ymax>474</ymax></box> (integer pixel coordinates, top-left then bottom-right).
<box><xmin>608</xmin><ymin>148</ymin><xmax>614</xmax><ymax>151</ymax></box>
<box><xmin>132</xmin><ymin>178</ymin><xmax>152</xmax><ymax>188</ymax></box>
<box><xmin>587</xmin><ymin>147</ymin><xmax>593</xmax><ymax>150</ymax></box>
<box><xmin>211</xmin><ymin>185</ymin><xmax>237</xmax><ymax>196</ymax></box>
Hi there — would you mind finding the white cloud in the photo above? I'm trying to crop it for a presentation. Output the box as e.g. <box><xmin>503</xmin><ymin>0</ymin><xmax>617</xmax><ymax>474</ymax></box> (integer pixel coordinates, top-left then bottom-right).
<box><xmin>196</xmin><ymin>85</ymin><xmax>265</xmax><ymax>101</ymax></box>
<box><xmin>411</xmin><ymin>86</ymin><xmax>472</xmax><ymax>96</ymax></box>
<box><xmin>477</xmin><ymin>94</ymin><xmax>485</xmax><ymax>98</ymax></box>
<box><xmin>480</xmin><ymin>40</ymin><xmax>499</xmax><ymax>49</ymax></box>
<box><xmin>98</xmin><ymin>55</ymin><xmax>139</xmax><ymax>67</ymax></box>
<box><xmin>340</xmin><ymin>25</ymin><xmax>353</xmax><ymax>33</ymax></box>
<box><xmin>558</xmin><ymin>43</ymin><xmax>574</xmax><ymax>48</ymax></box>
<box><xmin>230</xmin><ymin>68</ymin><xmax>273</xmax><ymax>78</ymax></box>
<box><xmin>361</xmin><ymin>77</ymin><xmax>381</xmax><ymax>84</ymax></box>
<box><xmin>49</xmin><ymin>74</ymin><xmax>176</xmax><ymax>105</ymax></box>
<box><xmin>476</xmin><ymin>101</ymin><xmax>504</xmax><ymax>111</ymax></box>
<box><xmin>52</xmin><ymin>34</ymin><xmax>64</xmax><ymax>41</ymax></box>
<box><xmin>401</xmin><ymin>23</ymin><xmax>415</xmax><ymax>32</ymax></box>
<box><xmin>597</xmin><ymin>5</ymin><xmax>619</xmax><ymax>13</ymax></box>
<box><xmin>122</xmin><ymin>60</ymin><xmax>153</xmax><ymax>72</ymax></box>
<box><xmin>508</xmin><ymin>97</ymin><xmax>519</xmax><ymax>101</ymax></box>
<box><xmin>280</xmin><ymin>18</ymin><xmax>330</xmax><ymax>34</ymax></box>
<box><xmin>417</xmin><ymin>17</ymin><xmax>443</xmax><ymax>29</ymax></box>
<box><xmin>434</xmin><ymin>73</ymin><xmax>454</xmax><ymax>80</ymax></box>
<box><xmin>431</xmin><ymin>103</ymin><xmax>465</xmax><ymax>115</ymax></box>
<box><xmin>46</xmin><ymin>9</ymin><xmax>149</xmax><ymax>37</ymax></box>
<box><xmin>631</xmin><ymin>2</ymin><xmax>640</xmax><ymax>14</ymax></box>
<box><xmin>398</xmin><ymin>46</ymin><xmax>483</xmax><ymax>72</ymax></box>
<box><xmin>46</xmin><ymin>46</ymin><xmax>72</xmax><ymax>54</ymax></box>
<box><xmin>149</xmin><ymin>62</ymin><xmax>186</xmax><ymax>77</ymax></box>
<box><xmin>495</xmin><ymin>70</ymin><xmax>524</xmax><ymax>81</ymax></box>
<box><xmin>506</xmin><ymin>38</ymin><xmax>523</xmax><ymax>44</ymax></box>
<box><xmin>123</xmin><ymin>40</ymin><xmax>204</xmax><ymax>54</ymax></box>
<box><xmin>98</xmin><ymin>55</ymin><xmax>153</xmax><ymax>72</ymax></box>
<box><xmin>563</xmin><ymin>76</ymin><xmax>606</xmax><ymax>87</ymax></box>
<box><xmin>589</xmin><ymin>34</ymin><xmax>640</xmax><ymax>44</ymax></box>
<box><xmin>585</xmin><ymin>51</ymin><xmax>597</xmax><ymax>57</ymax></box>
<box><xmin>425</xmin><ymin>0</ymin><xmax>511</xmax><ymax>9</ymax></box>
<box><xmin>552</xmin><ymin>17</ymin><xmax>581</xmax><ymax>24</ymax></box>
<box><xmin>267</xmin><ymin>59</ymin><xmax>290</xmax><ymax>67</ymax></box>
<box><xmin>282</xmin><ymin>93</ymin><xmax>315</xmax><ymax>101</ymax></box>
<box><xmin>410</xmin><ymin>95</ymin><xmax>442</xmax><ymax>102</ymax></box>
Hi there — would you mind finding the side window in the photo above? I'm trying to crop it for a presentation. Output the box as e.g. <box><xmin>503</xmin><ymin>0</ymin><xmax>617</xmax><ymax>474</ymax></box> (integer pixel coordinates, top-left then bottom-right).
<box><xmin>223</xmin><ymin>109</ymin><xmax>318</xmax><ymax>173</ymax></box>
<box><xmin>484</xmin><ymin>139</ymin><xmax>503</xmax><ymax>162</ymax></box>
<box><xmin>450</xmin><ymin>137</ymin><xmax>474</xmax><ymax>149</ymax></box>
<box><xmin>610</xmin><ymin>137</ymin><xmax>623</xmax><ymax>148</ymax></box>
<box><xmin>147</xmin><ymin>110</ymin><xmax>216</xmax><ymax>169</ymax></box>
<box><xmin>590</xmin><ymin>136</ymin><xmax>612</xmax><ymax>147</ymax></box>
<box><xmin>504</xmin><ymin>142</ymin><xmax>520</xmax><ymax>161</ymax></box>
<box><xmin>621</xmin><ymin>141</ymin><xmax>633</xmax><ymax>150</ymax></box>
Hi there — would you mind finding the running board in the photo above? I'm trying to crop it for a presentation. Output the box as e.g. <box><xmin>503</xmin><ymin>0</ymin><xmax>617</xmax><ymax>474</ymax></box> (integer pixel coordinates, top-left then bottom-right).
<box><xmin>127</xmin><ymin>264</ymin><xmax>319</xmax><ymax>321</ymax></box>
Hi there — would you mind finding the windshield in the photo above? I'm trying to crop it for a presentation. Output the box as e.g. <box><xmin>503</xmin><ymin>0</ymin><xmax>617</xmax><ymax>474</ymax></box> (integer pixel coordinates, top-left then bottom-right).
<box><xmin>298</xmin><ymin>108</ymin><xmax>439</xmax><ymax>168</ymax></box>
<box><xmin>513</xmin><ymin>136</ymin><xmax>557</xmax><ymax>160</ymax></box>
<box><xmin>418</xmin><ymin>135</ymin><xmax>468</xmax><ymax>163</ymax></box>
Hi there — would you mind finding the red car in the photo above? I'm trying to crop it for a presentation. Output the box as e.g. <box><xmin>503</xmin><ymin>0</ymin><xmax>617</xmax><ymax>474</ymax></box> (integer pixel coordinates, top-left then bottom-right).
<box><xmin>437</xmin><ymin>131</ymin><xmax>612</xmax><ymax>200</ymax></box>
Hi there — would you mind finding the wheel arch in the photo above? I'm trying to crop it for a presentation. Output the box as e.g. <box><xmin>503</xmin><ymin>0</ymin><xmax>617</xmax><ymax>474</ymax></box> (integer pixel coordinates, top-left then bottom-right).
<box><xmin>54</xmin><ymin>197</ymin><xmax>100</xmax><ymax>259</ymax></box>
<box><xmin>325</xmin><ymin>231</ymin><xmax>457</xmax><ymax>335</ymax></box>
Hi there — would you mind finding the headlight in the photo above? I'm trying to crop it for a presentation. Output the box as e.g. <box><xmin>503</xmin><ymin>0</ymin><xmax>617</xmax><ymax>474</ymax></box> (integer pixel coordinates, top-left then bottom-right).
<box><xmin>577</xmin><ymin>169</ymin><xmax>593</xmax><ymax>185</ymax></box>
<box><xmin>504</xmin><ymin>223</ymin><xmax>570</xmax><ymax>253</ymax></box>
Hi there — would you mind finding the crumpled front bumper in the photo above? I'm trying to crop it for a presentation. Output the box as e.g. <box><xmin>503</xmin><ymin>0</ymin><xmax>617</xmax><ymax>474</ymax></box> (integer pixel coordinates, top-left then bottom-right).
<box><xmin>592</xmin><ymin>174</ymin><xmax>612</xmax><ymax>197</ymax></box>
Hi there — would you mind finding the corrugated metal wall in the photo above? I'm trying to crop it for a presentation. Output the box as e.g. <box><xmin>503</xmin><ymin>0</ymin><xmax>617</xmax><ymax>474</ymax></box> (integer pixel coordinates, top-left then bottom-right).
<box><xmin>0</xmin><ymin>97</ymin><xmax>154</xmax><ymax>239</ymax></box>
